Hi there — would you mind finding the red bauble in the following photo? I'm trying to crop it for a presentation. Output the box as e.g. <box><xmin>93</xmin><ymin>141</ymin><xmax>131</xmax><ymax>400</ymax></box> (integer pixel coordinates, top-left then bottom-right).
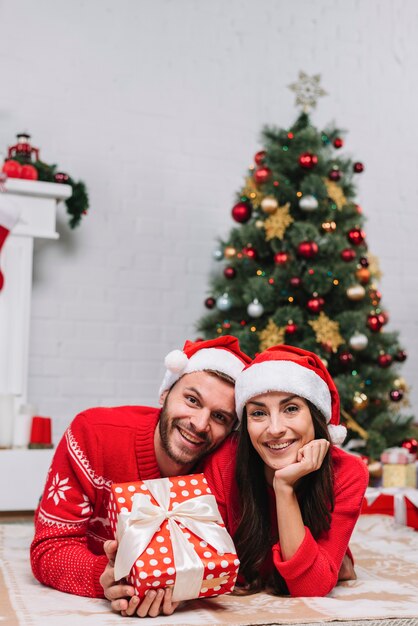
<box><xmin>341</xmin><ymin>248</ymin><xmax>356</xmax><ymax>262</ymax></box>
<box><xmin>204</xmin><ymin>297</ymin><xmax>215</xmax><ymax>309</ymax></box>
<box><xmin>285</xmin><ymin>322</ymin><xmax>298</xmax><ymax>335</ymax></box>
<box><xmin>242</xmin><ymin>246</ymin><xmax>257</xmax><ymax>260</ymax></box>
<box><xmin>395</xmin><ymin>349</ymin><xmax>407</xmax><ymax>362</ymax></box>
<box><xmin>298</xmin><ymin>152</ymin><xmax>318</xmax><ymax>169</ymax></box>
<box><xmin>55</xmin><ymin>172</ymin><xmax>70</xmax><ymax>184</ymax></box>
<box><xmin>297</xmin><ymin>241</ymin><xmax>318</xmax><ymax>259</ymax></box>
<box><xmin>231</xmin><ymin>202</ymin><xmax>252</xmax><ymax>223</ymax></box>
<box><xmin>389</xmin><ymin>389</ymin><xmax>403</xmax><ymax>402</ymax></box>
<box><xmin>254</xmin><ymin>150</ymin><xmax>266</xmax><ymax>166</ymax></box>
<box><xmin>289</xmin><ymin>276</ymin><xmax>302</xmax><ymax>288</ymax></box>
<box><xmin>401</xmin><ymin>438</ymin><xmax>418</xmax><ymax>456</ymax></box>
<box><xmin>378</xmin><ymin>311</ymin><xmax>389</xmax><ymax>325</ymax></box>
<box><xmin>328</xmin><ymin>169</ymin><xmax>342</xmax><ymax>181</ymax></box>
<box><xmin>306</xmin><ymin>296</ymin><xmax>325</xmax><ymax>314</ymax></box>
<box><xmin>367</xmin><ymin>314</ymin><xmax>384</xmax><ymax>332</ymax></box>
<box><xmin>20</xmin><ymin>164</ymin><xmax>38</xmax><ymax>180</ymax></box>
<box><xmin>333</xmin><ymin>137</ymin><xmax>344</xmax><ymax>149</ymax></box>
<box><xmin>339</xmin><ymin>351</ymin><xmax>354</xmax><ymax>367</ymax></box>
<box><xmin>2</xmin><ymin>159</ymin><xmax>22</xmax><ymax>178</ymax></box>
<box><xmin>274</xmin><ymin>251</ymin><xmax>288</xmax><ymax>265</ymax></box>
<box><xmin>353</xmin><ymin>162</ymin><xmax>364</xmax><ymax>173</ymax></box>
<box><xmin>359</xmin><ymin>256</ymin><xmax>369</xmax><ymax>267</ymax></box>
<box><xmin>347</xmin><ymin>228</ymin><xmax>366</xmax><ymax>246</ymax></box>
<box><xmin>240</xmin><ymin>320</ymin><xmax>247</xmax><ymax>326</ymax></box>
<box><xmin>378</xmin><ymin>353</ymin><xmax>393</xmax><ymax>368</ymax></box>
<box><xmin>224</xmin><ymin>266</ymin><xmax>236</xmax><ymax>279</ymax></box>
<box><xmin>254</xmin><ymin>166</ymin><xmax>271</xmax><ymax>184</ymax></box>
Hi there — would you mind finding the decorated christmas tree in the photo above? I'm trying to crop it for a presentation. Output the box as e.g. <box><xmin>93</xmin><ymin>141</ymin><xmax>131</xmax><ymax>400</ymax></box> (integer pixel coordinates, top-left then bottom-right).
<box><xmin>198</xmin><ymin>73</ymin><xmax>415</xmax><ymax>458</ymax></box>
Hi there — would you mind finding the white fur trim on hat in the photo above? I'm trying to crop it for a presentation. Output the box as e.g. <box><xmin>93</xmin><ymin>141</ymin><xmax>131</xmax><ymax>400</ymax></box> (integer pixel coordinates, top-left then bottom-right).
<box><xmin>327</xmin><ymin>424</ymin><xmax>347</xmax><ymax>446</ymax></box>
<box><xmin>159</xmin><ymin>347</ymin><xmax>245</xmax><ymax>396</ymax></box>
<box><xmin>235</xmin><ymin>360</ymin><xmax>332</xmax><ymax>422</ymax></box>
<box><xmin>164</xmin><ymin>350</ymin><xmax>188</xmax><ymax>373</ymax></box>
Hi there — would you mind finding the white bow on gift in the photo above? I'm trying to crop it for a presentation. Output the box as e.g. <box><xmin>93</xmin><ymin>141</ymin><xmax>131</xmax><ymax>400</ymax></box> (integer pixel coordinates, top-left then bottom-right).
<box><xmin>114</xmin><ymin>477</ymin><xmax>237</xmax><ymax>602</ymax></box>
<box><xmin>365</xmin><ymin>487</ymin><xmax>418</xmax><ymax>526</ymax></box>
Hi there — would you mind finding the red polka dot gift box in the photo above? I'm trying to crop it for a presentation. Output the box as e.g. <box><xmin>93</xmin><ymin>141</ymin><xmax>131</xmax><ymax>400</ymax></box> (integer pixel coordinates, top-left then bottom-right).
<box><xmin>108</xmin><ymin>474</ymin><xmax>240</xmax><ymax>602</ymax></box>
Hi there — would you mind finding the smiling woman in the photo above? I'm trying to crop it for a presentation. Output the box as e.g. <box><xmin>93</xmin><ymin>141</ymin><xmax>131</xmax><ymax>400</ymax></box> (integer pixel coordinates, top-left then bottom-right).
<box><xmin>203</xmin><ymin>344</ymin><xmax>368</xmax><ymax>598</ymax></box>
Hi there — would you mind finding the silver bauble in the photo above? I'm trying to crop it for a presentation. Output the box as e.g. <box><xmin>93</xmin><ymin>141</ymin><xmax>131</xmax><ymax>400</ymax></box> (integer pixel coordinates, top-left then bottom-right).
<box><xmin>349</xmin><ymin>332</ymin><xmax>368</xmax><ymax>351</ymax></box>
<box><xmin>299</xmin><ymin>194</ymin><xmax>319</xmax><ymax>211</ymax></box>
<box><xmin>216</xmin><ymin>293</ymin><xmax>232</xmax><ymax>311</ymax></box>
<box><xmin>247</xmin><ymin>298</ymin><xmax>264</xmax><ymax>318</ymax></box>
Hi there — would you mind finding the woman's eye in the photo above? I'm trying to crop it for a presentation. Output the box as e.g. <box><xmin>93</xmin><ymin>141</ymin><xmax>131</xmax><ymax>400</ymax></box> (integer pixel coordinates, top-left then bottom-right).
<box><xmin>250</xmin><ymin>410</ymin><xmax>265</xmax><ymax>418</ymax></box>
<box><xmin>284</xmin><ymin>404</ymin><xmax>299</xmax><ymax>413</ymax></box>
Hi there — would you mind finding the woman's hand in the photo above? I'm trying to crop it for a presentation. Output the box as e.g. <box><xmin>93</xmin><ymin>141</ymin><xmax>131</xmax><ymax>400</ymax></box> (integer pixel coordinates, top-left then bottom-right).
<box><xmin>273</xmin><ymin>438</ymin><xmax>330</xmax><ymax>491</ymax></box>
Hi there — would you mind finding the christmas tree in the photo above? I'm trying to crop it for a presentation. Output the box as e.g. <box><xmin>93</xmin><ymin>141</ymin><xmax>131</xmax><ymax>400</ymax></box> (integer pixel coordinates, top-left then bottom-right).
<box><xmin>198</xmin><ymin>73</ymin><xmax>414</xmax><ymax>458</ymax></box>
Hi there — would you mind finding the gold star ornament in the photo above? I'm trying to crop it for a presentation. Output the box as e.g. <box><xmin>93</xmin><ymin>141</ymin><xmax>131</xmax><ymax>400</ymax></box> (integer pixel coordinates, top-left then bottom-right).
<box><xmin>308</xmin><ymin>312</ymin><xmax>344</xmax><ymax>352</ymax></box>
<box><xmin>259</xmin><ymin>319</ymin><xmax>286</xmax><ymax>351</ymax></box>
<box><xmin>288</xmin><ymin>71</ymin><xmax>327</xmax><ymax>113</ymax></box>
<box><xmin>264</xmin><ymin>202</ymin><xmax>293</xmax><ymax>240</ymax></box>
<box><xmin>242</xmin><ymin>176</ymin><xmax>264</xmax><ymax>209</ymax></box>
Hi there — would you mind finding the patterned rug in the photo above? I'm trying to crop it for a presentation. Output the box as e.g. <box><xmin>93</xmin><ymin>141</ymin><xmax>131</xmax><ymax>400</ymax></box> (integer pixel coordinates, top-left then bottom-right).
<box><xmin>1</xmin><ymin>515</ymin><xmax>418</xmax><ymax>626</ymax></box>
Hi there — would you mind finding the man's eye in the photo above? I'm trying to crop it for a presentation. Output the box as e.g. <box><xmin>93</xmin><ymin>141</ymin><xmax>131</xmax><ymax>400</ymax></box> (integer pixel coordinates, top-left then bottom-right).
<box><xmin>186</xmin><ymin>396</ymin><xmax>198</xmax><ymax>404</ymax></box>
<box><xmin>213</xmin><ymin>413</ymin><xmax>226</xmax><ymax>423</ymax></box>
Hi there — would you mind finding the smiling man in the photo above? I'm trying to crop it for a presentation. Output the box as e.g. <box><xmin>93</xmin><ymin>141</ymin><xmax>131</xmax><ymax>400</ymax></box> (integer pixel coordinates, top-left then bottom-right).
<box><xmin>30</xmin><ymin>336</ymin><xmax>250</xmax><ymax>609</ymax></box>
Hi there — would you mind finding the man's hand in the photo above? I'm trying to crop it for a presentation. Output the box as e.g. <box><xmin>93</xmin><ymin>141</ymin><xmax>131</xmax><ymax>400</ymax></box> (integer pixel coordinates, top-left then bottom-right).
<box><xmin>100</xmin><ymin>539</ymin><xmax>136</xmax><ymax>614</ymax></box>
<box><xmin>100</xmin><ymin>540</ymin><xmax>181</xmax><ymax>617</ymax></box>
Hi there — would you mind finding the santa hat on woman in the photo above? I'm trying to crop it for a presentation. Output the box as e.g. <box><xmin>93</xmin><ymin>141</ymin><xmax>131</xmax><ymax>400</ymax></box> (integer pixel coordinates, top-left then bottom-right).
<box><xmin>235</xmin><ymin>344</ymin><xmax>347</xmax><ymax>445</ymax></box>
<box><xmin>159</xmin><ymin>335</ymin><xmax>251</xmax><ymax>398</ymax></box>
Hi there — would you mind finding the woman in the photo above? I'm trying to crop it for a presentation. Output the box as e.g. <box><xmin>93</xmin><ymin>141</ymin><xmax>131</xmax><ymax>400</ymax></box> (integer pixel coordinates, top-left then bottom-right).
<box><xmin>203</xmin><ymin>344</ymin><xmax>368</xmax><ymax>597</ymax></box>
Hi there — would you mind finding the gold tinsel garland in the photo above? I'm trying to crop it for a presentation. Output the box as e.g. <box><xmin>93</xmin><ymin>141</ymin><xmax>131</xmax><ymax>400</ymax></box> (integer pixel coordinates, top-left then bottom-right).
<box><xmin>308</xmin><ymin>311</ymin><xmax>344</xmax><ymax>351</ymax></box>
<box><xmin>264</xmin><ymin>202</ymin><xmax>293</xmax><ymax>240</ymax></box>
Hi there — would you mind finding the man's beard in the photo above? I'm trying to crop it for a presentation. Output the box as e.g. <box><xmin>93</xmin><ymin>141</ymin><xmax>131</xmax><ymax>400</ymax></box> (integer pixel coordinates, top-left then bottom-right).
<box><xmin>159</xmin><ymin>401</ymin><xmax>212</xmax><ymax>466</ymax></box>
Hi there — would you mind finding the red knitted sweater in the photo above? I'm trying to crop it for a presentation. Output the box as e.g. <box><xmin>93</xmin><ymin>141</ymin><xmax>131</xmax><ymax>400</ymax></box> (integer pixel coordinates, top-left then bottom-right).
<box><xmin>30</xmin><ymin>406</ymin><xmax>163</xmax><ymax>598</ymax></box>
<box><xmin>203</xmin><ymin>436</ymin><xmax>368</xmax><ymax>597</ymax></box>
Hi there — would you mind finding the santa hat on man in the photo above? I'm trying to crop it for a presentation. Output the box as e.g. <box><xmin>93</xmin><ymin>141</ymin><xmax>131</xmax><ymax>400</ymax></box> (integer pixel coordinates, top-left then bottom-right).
<box><xmin>235</xmin><ymin>344</ymin><xmax>347</xmax><ymax>445</ymax></box>
<box><xmin>159</xmin><ymin>335</ymin><xmax>251</xmax><ymax>399</ymax></box>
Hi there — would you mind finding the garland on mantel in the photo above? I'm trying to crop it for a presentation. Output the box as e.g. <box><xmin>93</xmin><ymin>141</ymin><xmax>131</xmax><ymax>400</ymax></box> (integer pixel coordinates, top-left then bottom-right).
<box><xmin>11</xmin><ymin>156</ymin><xmax>89</xmax><ymax>229</ymax></box>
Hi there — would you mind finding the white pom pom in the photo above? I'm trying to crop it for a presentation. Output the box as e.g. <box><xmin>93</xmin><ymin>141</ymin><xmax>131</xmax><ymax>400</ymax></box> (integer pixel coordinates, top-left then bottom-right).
<box><xmin>164</xmin><ymin>350</ymin><xmax>188</xmax><ymax>373</ymax></box>
<box><xmin>328</xmin><ymin>424</ymin><xmax>347</xmax><ymax>446</ymax></box>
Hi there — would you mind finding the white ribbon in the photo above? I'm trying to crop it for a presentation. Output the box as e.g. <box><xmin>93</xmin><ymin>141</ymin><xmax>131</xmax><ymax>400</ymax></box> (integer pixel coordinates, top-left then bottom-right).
<box><xmin>114</xmin><ymin>478</ymin><xmax>236</xmax><ymax>601</ymax></box>
<box><xmin>365</xmin><ymin>487</ymin><xmax>418</xmax><ymax>526</ymax></box>
<box><xmin>381</xmin><ymin>447</ymin><xmax>415</xmax><ymax>464</ymax></box>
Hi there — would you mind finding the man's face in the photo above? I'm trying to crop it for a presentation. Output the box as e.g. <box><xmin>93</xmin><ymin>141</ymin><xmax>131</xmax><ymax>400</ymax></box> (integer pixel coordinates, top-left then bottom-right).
<box><xmin>158</xmin><ymin>370</ymin><xmax>236</xmax><ymax>470</ymax></box>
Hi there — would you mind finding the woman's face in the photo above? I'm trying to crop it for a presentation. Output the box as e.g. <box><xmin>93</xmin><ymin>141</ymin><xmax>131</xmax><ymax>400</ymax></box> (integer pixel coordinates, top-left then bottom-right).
<box><xmin>246</xmin><ymin>391</ymin><xmax>315</xmax><ymax>476</ymax></box>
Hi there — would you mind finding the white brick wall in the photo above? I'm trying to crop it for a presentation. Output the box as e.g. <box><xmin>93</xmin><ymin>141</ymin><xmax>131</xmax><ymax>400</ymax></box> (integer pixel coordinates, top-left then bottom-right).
<box><xmin>0</xmin><ymin>0</ymin><xmax>417</xmax><ymax>439</ymax></box>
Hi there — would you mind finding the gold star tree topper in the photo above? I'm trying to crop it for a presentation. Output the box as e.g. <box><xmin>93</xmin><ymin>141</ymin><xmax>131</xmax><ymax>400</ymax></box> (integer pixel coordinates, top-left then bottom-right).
<box><xmin>264</xmin><ymin>202</ymin><xmax>293</xmax><ymax>240</ymax></box>
<box><xmin>308</xmin><ymin>312</ymin><xmax>344</xmax><ymax>352</ymax></box>
<box><xmin>288</xmin><ymin>71</ymin><xmax>327</xmax><ymax>113</ymax></box>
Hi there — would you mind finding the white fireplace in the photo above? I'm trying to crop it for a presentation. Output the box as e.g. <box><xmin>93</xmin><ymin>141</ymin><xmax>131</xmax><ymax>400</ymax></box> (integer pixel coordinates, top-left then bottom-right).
<box><xmin>0</xmin><ymin>178</ymin><xmax>72</xmax><ymax>510</ymax></box>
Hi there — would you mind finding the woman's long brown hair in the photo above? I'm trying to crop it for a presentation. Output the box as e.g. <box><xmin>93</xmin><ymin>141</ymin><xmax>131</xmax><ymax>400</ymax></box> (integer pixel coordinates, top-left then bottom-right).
<box><xmin>234</xmin><ymin>400</ymin><xmax>335</xmax><ymax>595</ymax></box>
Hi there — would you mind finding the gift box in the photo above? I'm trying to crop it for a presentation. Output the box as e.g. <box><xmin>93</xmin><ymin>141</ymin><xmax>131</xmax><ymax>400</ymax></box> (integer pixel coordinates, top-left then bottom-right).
<box><xmin>108</xmin><ymin>474</ymin><xmax>239</xmax><ymax>602</ymax></box>
<box><xmin>380</xmin><ymin>447</ymin><xmax>416</xmax><ymax>465</ymax></box>
<box><xmin>382</xmin><ymin>463</ymin><xmax>416</xmax><ymax>488</ymax></box>
<box><xmin>361</xmin><ymin>487</ymin><xmax>418</xmax><ymax>530</ymax></box>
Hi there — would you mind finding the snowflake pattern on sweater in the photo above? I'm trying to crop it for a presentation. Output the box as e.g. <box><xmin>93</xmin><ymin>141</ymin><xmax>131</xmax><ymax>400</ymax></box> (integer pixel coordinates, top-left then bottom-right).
<box><xmin>31</xmin><ymin>406</ymin><xmax>162</xmax><ymax>597</ymax></box>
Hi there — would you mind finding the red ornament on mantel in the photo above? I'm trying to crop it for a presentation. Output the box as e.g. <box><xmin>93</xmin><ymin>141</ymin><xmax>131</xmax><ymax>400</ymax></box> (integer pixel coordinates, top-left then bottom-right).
<box><xmin>55</xmin><ymin>172</ymin><xmax>70</xmax><ymax>184</ymax></box>
<box><xmin>297</xmin><ymin>241</ymin><xmax>318</xmax><ymax>259</ymax></box>
<box><xmin>2</xmin><ymin>159</ymin><xmax>22</xmax><ymax>179</ymax></box>
<box><xmin>21</xmin><ymin>164</ymin><xmax>38</xmax><ymax>180</ymax></box>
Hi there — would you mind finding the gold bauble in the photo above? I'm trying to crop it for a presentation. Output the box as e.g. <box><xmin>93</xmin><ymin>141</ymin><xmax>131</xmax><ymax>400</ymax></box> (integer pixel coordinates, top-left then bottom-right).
<box><xmin>356</xmin><ymin>267</ymin><xmax>371</xmax><ymax>284</ymax></box>
<box><xmin>255</xmin><ymin>219</ymin><xmax>264</xmax><ymax>228</ymax></box>
<box><xmin>224</xmin><ymin>246</ymin><xmax>237</xmax><ymax>259</ymax></box>
<box><xmin>346</xmin><ymin>284</ymin><xmax>366</xmax><ymax>301</ymax></box>
<box><xmin>393</xmin><ymin>377</ymin><xmax>407</xmax><ymax>391</ymax></box>
<box><xmin>353</xmin><ymin>391</ymin><xmax>369</xmax><ymax>411</ymax></box>
<box><xmin>260</xmin><ymin>196</ymin><xmax>279</xmax><ymax>214</ymax></box>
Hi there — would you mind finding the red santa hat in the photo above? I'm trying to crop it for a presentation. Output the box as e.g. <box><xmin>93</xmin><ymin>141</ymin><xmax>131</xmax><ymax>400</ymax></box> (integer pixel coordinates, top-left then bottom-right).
<box><xmin>159</xmin><ymin>335</ymin><xmax>251</xmax><ymax>400</ymax></box>
<box><xmin>235</xmin><ymin>344</ymin><xmax>346</xmax><ymax>445</ymax></box>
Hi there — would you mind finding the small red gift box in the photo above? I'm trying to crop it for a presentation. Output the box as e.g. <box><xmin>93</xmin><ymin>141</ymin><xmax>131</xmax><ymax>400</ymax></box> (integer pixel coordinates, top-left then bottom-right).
<box><xmin>361</xmin><ymin>487</ymin><xmax>418</xmax><ymax>530</ymax></box>
<box><xmin>380</xmin><ymin>447</ymin><xmax>416</xmax><ymax>465</ymax></box>
<box><xmin>108</xmin><ymin>474</ymin><xmax>239</xmax><ymax>601</ymax></box>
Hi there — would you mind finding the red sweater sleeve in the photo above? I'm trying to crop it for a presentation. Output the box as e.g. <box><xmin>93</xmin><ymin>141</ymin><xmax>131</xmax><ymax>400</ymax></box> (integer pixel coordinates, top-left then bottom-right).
<box><xmin>30</xmin><ymin>412</ymin><xmax>109</xmax><ymax>597</ymax></box>
<box><xmin>272</xmin><ymin>448</ymin><xmax>369</xmax><ymax>597</ymax></box>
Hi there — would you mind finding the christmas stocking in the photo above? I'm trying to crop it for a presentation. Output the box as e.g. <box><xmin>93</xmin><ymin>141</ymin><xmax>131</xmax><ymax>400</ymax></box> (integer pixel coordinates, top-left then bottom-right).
<box><xmin>0</xmin><ymin>203</ymin><xmax>21</xmax><ymax>291</ymax></box>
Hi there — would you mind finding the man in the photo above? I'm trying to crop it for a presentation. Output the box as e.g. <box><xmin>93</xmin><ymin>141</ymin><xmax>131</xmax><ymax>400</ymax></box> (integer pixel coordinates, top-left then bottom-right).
<box><xmin>30</xmin><ymin>335</ymin><xmax>250</xmax><ymax>617</ymax></box>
